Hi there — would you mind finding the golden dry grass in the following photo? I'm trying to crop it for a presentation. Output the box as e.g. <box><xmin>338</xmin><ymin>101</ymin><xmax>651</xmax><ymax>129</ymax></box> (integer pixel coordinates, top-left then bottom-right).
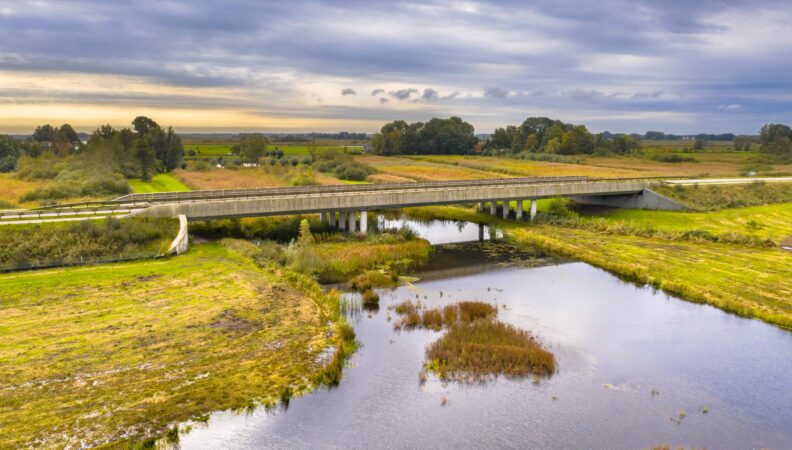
<box><xmin>357</xmin><ymin>155</ymin><xmax>508</xmax><ymax>181</ymax></box>
<box><xmin>174</xmin><ymin>168</ymin><xmax>290</xmax><ymax>190</ymax></box>
<box><xmin>0</xmin><ymin>174</ymin><xmax>46</xmax><ymax>207</ymax></box>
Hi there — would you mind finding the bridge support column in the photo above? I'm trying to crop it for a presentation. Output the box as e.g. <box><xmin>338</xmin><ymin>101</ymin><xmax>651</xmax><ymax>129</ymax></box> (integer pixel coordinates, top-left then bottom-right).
<box><xmin>479</xmin><ymin>201</ymin><xmax>486</xmax><ymax>212</ymax></box>
<box><xmin>490</xmin><ymin>201</ymin><xmax>497</xmax><ymax>216</ymax></box>
<box><xmin>320</xmin><ymin>212</ymin><xmax>327</xmax><ymax>224</ymax></box>
<box><xmin>339</xmin><ymin>212</ymin><xmax>347</xmax><ymax>231</ymax></box>
<box><xmin>328</xmin><ymin>211</ymin><xmax>336</xmax><ymax>227</ymax></box>
<box><xmin>516</xmin><ymin>200</ymin><xmax>523</xmax><ymax>221</ymax></box>
<box><xmin>360</xmin><ymin>211</ymin><xmax>368</xmax><ymax>234</ymax></box>
<box><xmin>530</xmin><ymin>200</ymin><xmax>537</xmax><ymax>222</ymax></box>
<box><xmin>502</xmin><ymin>200</ymin><xmax>509</xmax><ymax>219</ymax></box>
<box><xmin>348</xmin><ymin>211</ymin><xmax>356</xmax><ymax>233</ymax></box>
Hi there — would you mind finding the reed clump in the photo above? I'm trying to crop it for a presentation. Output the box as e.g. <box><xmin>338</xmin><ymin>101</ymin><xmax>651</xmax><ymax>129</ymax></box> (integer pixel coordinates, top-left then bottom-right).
<box><xmin>390</xmin><ymin>300</ymin><xmax>554</xmax><ymax>382</ymax></box>
<box><xmin>426</xmin><ymin>320</ymin><xmax>556</xmax><ymax>382</ymax></box>
<box><xmin>391</xmin><ymin>300</ymin><xmax>497</xmax><ymax>330</ymax></box>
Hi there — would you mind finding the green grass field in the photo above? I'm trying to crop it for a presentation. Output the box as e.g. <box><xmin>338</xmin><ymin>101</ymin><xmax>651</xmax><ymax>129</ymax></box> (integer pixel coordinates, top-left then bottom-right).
<box><xmin>128</xmin><ymin>173</ymin><xmax>191</xmax><ymax>193</ymax></box>
<box><xmin>0</xmin><ymin>242</ymin><xmax>344</xmax><ymax>448</ymax></box>
<box><xmin>584</xmin><ymin>203</ymin><xmax>792</xmax><ymax>243</ymax></box>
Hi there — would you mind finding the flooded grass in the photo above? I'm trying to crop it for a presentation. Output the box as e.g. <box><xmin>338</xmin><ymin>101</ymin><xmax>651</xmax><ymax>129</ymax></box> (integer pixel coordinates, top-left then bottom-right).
<box><xmin>390</xmin><ymin>300</ymin><xmax>554</xmax><ymax>382</ymax></box>
<box><xmin>426</xmin><ymin>320</ymin><xmax>556</xmax><ymax>382</ymax></box>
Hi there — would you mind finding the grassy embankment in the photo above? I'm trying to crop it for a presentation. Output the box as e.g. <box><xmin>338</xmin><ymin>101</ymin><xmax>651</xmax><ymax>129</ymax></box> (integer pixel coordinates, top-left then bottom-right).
<box><xmin>0</xmin><ymin>240</ymin><xmax>355</xmax><ymax>448</ymax></box>
<box><xmin>401</xmin><ymin>200</ymin><xmax>792</xmax><ymax>330</ymax></box>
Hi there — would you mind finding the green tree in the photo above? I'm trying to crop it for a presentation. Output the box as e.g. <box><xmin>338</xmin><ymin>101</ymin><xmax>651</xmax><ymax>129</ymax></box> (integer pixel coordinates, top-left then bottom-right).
<box><xmin>32</xmin><ymin>124</ymin><xmax>57</xmax><ymax>142</ymax></box>
<box><xmin>0</xmin><ymin>134</ymin><xmax>21</xmax><ymax>172</ymax></box>
<box><xmin>134</xmin><ymin>138</ymin><xmax>157</xmax><ymax>181</ymax></box>
<box><xmin>759</xmin><ymin>123</ymin><xmax>792</xmax><ymax>162</ymax></box>
<box><xmin>289</xmin><ymin>219</ymin><xmax>320</xmax><ymax>274</ymax></box>
<box><xmin>371</xmin><ymin>117</ymin><xmax>476</xmax><ymax>155</ymax></box>
<box><xmin>53</xmin><ymin>123</ymin><xmax>82</xmax><ymax>156</ymax></box>
<box><xmin>232</xmin><ymin>135</ymin><xmax>268</xmax><ymax>164</ymax></box>
<box><xmin>132</xmin><ymin>116</ymin><xmax>159</xmax><ymax>135</ymax></box>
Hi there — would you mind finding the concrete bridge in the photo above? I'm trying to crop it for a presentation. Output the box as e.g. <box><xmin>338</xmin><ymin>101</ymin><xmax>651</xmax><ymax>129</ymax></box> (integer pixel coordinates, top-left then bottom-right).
<box><xmin>124</xmin><ymin>177</ymin><xmax>682</xmax><ymax>233</ymax></box>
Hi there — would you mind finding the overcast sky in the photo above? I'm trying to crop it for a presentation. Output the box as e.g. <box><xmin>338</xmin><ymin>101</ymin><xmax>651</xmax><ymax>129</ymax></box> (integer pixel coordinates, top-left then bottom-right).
<box><xmin>1</xmin><ymin>0</ymin><xmax>790</xmax><ymax>134</ymax></box>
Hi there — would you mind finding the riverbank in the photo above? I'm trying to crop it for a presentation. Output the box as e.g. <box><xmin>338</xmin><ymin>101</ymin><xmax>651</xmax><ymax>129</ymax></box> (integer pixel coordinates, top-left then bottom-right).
<box><xmin>401</xmin><ymin>204</ymin><xmax>792</xmax><ymax>330</ymax></box>
<box><xmin>0</xmin><ymin>241</ymin><xmax>350</xmax><ymax>448</ymax></box>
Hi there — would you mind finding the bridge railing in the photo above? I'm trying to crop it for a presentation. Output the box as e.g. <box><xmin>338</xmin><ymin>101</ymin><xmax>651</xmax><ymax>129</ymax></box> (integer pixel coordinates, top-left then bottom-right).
<box><xmin>111</xmin><ymin>176</ymin><xmax>591</xmax><ymax>204</ymax></box>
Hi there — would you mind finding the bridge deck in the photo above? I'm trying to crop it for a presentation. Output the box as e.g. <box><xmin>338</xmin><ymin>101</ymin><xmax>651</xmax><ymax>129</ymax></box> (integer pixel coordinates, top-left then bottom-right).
<box><xmin>133</xmin><ymin>178</ymin><xmax>649</xmax><ymax>220</ymax></box>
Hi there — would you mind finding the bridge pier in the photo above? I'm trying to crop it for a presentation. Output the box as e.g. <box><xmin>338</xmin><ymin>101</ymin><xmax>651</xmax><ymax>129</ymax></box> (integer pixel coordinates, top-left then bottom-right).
<box><xmin>348</xmin><ymin>211</ymin><xmax>356</xmax><ymax>232</ymax></box>
<box><xmin>360</xmin><ymin>211</ymin><xmax>368</xmax><ymax>233</ymax></box>
<box><xmin>328</xmin><ymin>211</ymin><xmax>336</xmax><ymax>227</ymax></box>
<box><xmin>320</xmin><ymin>211</ymin><xmax>327</xmax><ymax>224</ymax></box>
<box><xmin>490</xmin><ymin>201</ymin><xmax>497</xmax><ymax>216</ymax></box>
<box><xmin>516</xmin><ymin>200</ymin><xmax>523</xmax><ymax>221</ymax></box>
<box><xmin>530</xmin><ymin>200</ymin><xmax>537</xmax><ymax>222</ymax></box>
<box><xmin>479</xmin><ymin>201</ymin><xmax>486</xmax><ymax>212</ymax></box>
<box><xmin>339</xmin><ymin>212</ymin><xmax>347</xmax><ymax>231</ymax></box>
<box><xmin>502</xmin><ymin>199</ymin><xmax>509</xmax><ymax>219</ymax></box>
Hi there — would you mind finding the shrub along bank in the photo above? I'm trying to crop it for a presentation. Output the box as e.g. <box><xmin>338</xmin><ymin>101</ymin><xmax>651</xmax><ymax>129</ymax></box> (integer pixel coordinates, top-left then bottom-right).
<box><xmin>0</xmin><ymin>217</ymin><xmax>178</xmax><ymax>270</ymax></box>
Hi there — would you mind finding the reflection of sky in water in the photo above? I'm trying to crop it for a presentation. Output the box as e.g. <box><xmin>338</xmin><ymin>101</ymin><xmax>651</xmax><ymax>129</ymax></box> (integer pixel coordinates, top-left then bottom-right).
<box><xmin>178</xmin><ymin>223</ymin><xmax>792</xmax><ymax>450</ymax></box>
<box><xmin>378</xmin><ymin>216</ymin><xmax>501</xmax><ymax>245</ymax></box>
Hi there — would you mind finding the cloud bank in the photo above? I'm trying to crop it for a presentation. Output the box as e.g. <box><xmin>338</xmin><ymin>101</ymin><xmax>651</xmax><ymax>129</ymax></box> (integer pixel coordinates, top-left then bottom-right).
<box><xmin>0</xmin><ymin>0</ymin><xmax>791</xmax><ymax>133</ymax></box>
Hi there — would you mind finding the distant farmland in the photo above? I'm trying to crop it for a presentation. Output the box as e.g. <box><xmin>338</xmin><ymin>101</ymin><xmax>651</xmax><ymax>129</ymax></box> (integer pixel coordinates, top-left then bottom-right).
<box><xmin>183</xmin><ymin>140</ymin><xmax>366</xmax><ymax>158</ymax></box>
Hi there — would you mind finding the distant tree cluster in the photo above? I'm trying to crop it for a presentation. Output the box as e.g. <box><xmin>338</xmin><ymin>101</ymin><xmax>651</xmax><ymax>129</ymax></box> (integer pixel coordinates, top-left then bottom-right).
<box><xmin>269</xmin><ymin>131</ymin><xmax>368</xmax><ymax>142</ymax></box>
<box><xmin>484</xmin><ymin>117</ymin><xmax>639</xmax><ymax>155</ymax></box>
<box><xmin>1</xmin><ymin>115</ymin><xmax>183</xmax><ymax>194</ymax></box>
<box><xmin>644</xmin><ymin>131</ymin><xmax>736</xmax><ymax>141</ymax></box>
<box><xmin>232</xmin><ymin>134</ymin><xmax>268</xmax><ymax>164</ymax></box>
<box><xmin>85</xmin><ymin>116</ymin><xmax>184</xmax><ymax>180</ymax></box>
<box><xmin>0</xmin><ymin>123</ymin><xmax>84</xmax><ymax>172</ymax></box>
<box><xmin>371</xmin><ymin>117</ymin><xmax>477</xmax><ymax>155</ymax></box>
<box><xmin>758</xmin><ymin>123</ymin><xmax>792</xmax><ymax>162</ymax></box>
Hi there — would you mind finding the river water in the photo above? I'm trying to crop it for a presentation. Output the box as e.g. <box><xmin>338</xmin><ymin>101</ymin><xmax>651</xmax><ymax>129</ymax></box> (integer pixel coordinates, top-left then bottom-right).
<box><xmin>179</xmin><ymin>216</ymin><xmax>792</xmax><ymax>449</ymax></box>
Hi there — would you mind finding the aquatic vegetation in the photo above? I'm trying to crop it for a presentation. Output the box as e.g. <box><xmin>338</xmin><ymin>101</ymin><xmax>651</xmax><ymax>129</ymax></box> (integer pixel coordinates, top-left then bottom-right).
<box><xmin>426</xmin><ymin>320</ymin><xmax>556</xmax><ymax>382</ymax></box>
<box><xmin>361</xmin><ymin>289</ymin><xmax>380</xmax><ymax>307</ymax></box>
<box><xmin>391</xmin><ymin>300</ymin><xmax>553</xmax><ymax>382</ymax></box>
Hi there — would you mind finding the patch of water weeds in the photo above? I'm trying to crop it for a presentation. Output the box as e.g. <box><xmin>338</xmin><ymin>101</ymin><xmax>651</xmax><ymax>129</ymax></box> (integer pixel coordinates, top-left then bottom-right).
<box><xmin>390</xmin><ymin>300</ymin><xmax>556</xmax><ymax>383</ymax></box>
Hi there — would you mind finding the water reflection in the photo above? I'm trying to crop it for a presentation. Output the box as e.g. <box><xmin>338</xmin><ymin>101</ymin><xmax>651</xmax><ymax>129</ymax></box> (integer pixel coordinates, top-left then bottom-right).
<box><xmin>177</xmin><ymin>221</ymin><xmax>792</xmax><ymax>450</ymax></box>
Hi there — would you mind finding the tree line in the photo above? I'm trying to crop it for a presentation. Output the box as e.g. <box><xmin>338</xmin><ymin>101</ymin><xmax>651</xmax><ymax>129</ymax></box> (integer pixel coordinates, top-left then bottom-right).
<box><xmin>370</xmin><ymin>116</ymin><xmax>792</xmax><ymax>162</ymax></box>
<box><xmin>371</xmin><ymin>116</ymin><xmax>639</xmax><ymax>156</ymax></box>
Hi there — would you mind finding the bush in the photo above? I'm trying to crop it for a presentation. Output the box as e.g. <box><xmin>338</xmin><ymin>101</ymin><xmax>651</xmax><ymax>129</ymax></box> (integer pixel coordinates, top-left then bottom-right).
<box><xmin>651</xmin><ymin>153</ymin><xmax>697</xmax><ymax>163</ymax></box>
<box><xmin>0</xmin><ymin>217</ymin><xmax>177</xmax><ymax>269</ymax></box>
<box><xmin>313</xmin><ymin>150</ymin><xmax>375</xmax><ymax>181</ymax></box>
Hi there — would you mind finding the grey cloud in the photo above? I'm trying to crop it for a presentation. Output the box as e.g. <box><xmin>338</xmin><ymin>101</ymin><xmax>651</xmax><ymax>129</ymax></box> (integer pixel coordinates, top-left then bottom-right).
<box><xmin>341</xmin><ymin>88</ymin><xmax>357</xmax><ymax>96</ymax></box>
<box><xmin>371</xmin><ymin>89</ymin><xmax>385</xmax><ymax>96</ymax></box>
<box><xmin>379</xmin><ymin>98</ymin><xmax>389</xmax><ymax>104</ymax></box>
<box><xmin>422</xmin><ymin>88</ymin><xmax>439</xmax><ymax>100</ymax></box>
<box><xmin>389</xmin><ymin>88</ymin><xmax>419</xmax><ymax>100</ymax></box>
<box><xmin>483</xmin><ymin>87</ymin><xmax>509</xmax><ymax>99</ymax></box>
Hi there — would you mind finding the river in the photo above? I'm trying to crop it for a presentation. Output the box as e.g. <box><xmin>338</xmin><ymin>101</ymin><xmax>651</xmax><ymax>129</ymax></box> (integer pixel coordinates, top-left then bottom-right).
<box><xmin>178</xmin><ymin>216</ymin><xmax>792</xmax><ymax>449</ymax></box>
